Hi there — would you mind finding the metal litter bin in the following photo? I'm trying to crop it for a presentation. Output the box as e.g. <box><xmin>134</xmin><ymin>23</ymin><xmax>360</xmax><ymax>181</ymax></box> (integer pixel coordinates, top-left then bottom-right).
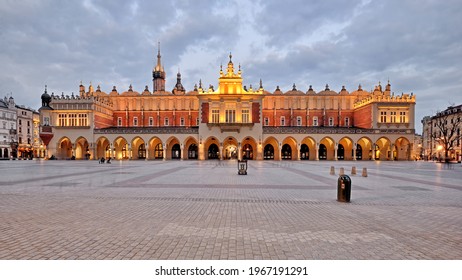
<box><xmin>337</xmin><ymin>174</ymin><xmax>351</xmax><ymax>202</ymax></box>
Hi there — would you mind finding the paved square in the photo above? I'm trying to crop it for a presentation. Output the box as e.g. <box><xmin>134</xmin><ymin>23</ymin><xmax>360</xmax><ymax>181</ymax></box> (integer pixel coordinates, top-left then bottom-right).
<box><xmin>0</xmin><ymin>160</ymin><xmax>461</xmax><ymax>259</ymax></box>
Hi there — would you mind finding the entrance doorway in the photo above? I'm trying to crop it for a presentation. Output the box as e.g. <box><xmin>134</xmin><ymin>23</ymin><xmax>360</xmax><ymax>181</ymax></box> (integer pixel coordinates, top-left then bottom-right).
<box><xmin>208</xmin><ymin>144</ymin><xmax>219</xmax><ymax>159</ymax></box>
<box><xmin>242</xmin><ymin>144</ymin><xmax>253</xmax><ymax>160</ymax></box>
<box><xmin>224</xmin><ymin>145</ymin><xmax>238</xmax><ymax>159</ymax></box>
<box><xmin>171</xmin><ymin>144</ymin><xmax>181</xmax><ymax>159</ymax></box>
<box><xmin>264</xmin><ymin>144</ymin><xmax>274</xmax><ymax>160</ymax></box>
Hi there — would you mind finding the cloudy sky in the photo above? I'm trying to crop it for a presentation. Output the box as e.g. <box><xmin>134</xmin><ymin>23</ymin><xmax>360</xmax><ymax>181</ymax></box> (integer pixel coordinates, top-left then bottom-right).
<box><xmin>1</xmin><ymin>0</ymin><xmax>461</xmax><ymax>131</ymax></box>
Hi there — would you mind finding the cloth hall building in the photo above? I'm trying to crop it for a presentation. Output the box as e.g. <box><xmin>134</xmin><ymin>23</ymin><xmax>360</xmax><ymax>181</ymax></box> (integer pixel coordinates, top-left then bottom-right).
<box><xmin>38</xmin><ymin>50</ymin><xmax>417</xmax><ymax>161</ymax></box>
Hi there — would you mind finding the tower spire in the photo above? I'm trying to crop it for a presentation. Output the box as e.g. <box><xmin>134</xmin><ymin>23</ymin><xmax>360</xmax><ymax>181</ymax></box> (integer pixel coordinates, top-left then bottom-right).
<box><xmin>153</xmin><ymin>42</ymin><xmax>166</xmax><ymax>92</ymax></box>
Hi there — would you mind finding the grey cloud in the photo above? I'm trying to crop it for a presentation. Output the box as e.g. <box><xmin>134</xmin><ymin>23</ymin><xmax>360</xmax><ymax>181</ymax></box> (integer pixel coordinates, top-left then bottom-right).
<box><xmin>0</xmin><ymin>0</ymin><xmax>461</xmax><ymax>133</ymax></box>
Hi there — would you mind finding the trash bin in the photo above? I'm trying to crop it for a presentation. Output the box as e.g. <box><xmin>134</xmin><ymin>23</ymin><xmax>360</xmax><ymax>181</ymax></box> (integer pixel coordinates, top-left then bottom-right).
<box><xmin>337</xmin><ymin>174</ymin><xmax>351</xmax><ymax>202</ymax></box>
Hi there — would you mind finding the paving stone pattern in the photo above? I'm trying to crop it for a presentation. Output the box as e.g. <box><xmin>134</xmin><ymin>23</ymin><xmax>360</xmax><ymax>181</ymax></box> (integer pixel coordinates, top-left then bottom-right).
<box><xmin>0</xmin><ymin>160</ymin><xmax>461</xmax><ymax>259</ymax></box>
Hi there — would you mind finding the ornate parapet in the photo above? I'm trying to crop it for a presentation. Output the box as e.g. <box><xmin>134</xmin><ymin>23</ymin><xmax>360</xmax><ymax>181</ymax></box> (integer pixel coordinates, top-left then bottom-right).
<box><xmin>263</xmin><ymin>126</ymin><xmax>415</xmax><ymax>135</ymax></box>
<box><xmin>94</xmin><ymin>126</ymin><xmax>199</xmax><ymax>134</ymax></box>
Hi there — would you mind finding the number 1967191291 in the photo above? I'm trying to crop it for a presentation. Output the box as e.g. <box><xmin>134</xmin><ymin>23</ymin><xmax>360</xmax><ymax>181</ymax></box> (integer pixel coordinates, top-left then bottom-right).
<box><xmin>248</xmin><ymin>266</ymin><xmax>308</xmax><ymax>276</ymax></box>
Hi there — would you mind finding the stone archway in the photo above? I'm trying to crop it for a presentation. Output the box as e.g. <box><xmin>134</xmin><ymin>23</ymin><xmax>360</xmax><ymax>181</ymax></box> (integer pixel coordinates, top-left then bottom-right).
<box><xmin>57</xmin><ymin>137</ymin><xmax>72</xmax><ymax>159</ymax></box>
<box><xmin>338</xmin><ymin>137</ymin><xmax>354</xmax><ymax>160</ymax></box>
<box><xmin>204</xmin><ymin>137</ymin><xmax>221</xmax><ymax>160</ymax></box>
<box><xmin>208</xmin><ymin>143</ymin><xmax>220</xmax><ymax>159</ymax></box>
<box><xmin>395</xmin><ymin>137</ymin><xmax>411</xmax><ymax>160</ymax></box>
<box><xmin>148</xmin><ymin>137</ymin><xmax>163</xmax><ymax>160</ymax></box>
<box><xmin>131</xmin><ymin>137</ymin><xmax>146</xmax><ymax>160</ymax></box>
<box><xmin>263</xmin><ymin>144</ymin><xmax>274</xmax><ymax>160</ymax></box>
<box><xmin>300</xmin><ymin>144</ymin><xmax>309</xmax><ymax>160</ymax></box>
<box><xmin>184</xmin><ymin>137</ymin><xmax>199</xmax><ymax>160</ymax></box>
<box><xmin>319</xmin><ymin>137</ymin><xmax>335</xmax><ymax>160</ymax></box>
<box><xmin>75</xmin><ymin>137</ymin><xmax>90</xmax><ymax>160</ymax></box>
<box><xmin>263</xmin><ymin>137</ymin><xmax>279</xmax><ymax>160</ymax></box>
<box><xmin>375</xmin><ymin>137</ymin><xmax>392</xmax><ymax>160</ymax></box>
<box><xmin>281</xmin><ymin>144</ymin><xmax>292</xmax><ymax>160</ymax></box>
<box><xmin>223</xmin><ymin>137</ymin><xmax>238</xmax><ymax>160</ymax></box>
<box><xmin>357</xmin><ymin>137</ymin><xmax>372</xmax><ymax>160</ymax></box>
<box><xmin>96</xmin><ymin>137</ymin><xmax>111</xmax><ymax>159</ymax></box>
<box><xmin>241</xmin><ymin>136</ymin><xmax>257</xmax><ymax>160</ymax></box>
<box><xmin>114</xmin><ymin>137</ymin><xmax>129</xmax><ymax>160</ymax></box>
<box><xmin>300</xmin><ymin>137</ymin><xmax>316</xmax><ymax>161</ymax></box>
<box><xmin>171</xmin><ymin>144</ymin><xmax>181</xmax><ymax>159</ymax></box>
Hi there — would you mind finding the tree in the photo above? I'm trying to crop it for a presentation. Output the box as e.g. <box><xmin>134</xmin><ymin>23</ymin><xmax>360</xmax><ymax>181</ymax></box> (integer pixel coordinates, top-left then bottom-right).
<box><xmin>432</xmin><ymin>108</ymin><xmax>462</xmax><ymax>162</ymax></box>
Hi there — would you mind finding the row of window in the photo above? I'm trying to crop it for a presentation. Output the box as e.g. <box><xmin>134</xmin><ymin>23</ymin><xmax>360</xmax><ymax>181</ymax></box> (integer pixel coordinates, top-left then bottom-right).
<box><xmin>58</xmin><ymin>113</ymin><xmax>88</xmax><ymax>126</ymax></box>
<box><xmin>210</xmin><ymin>109</ymin><xmax>250</xmax><ymax>123</ymax></box>
<box><xmin>433</xmin><ymin>117</ymin><xmax>461</xmax><ymax>126</ymax></box>
<box><xmin>117</xmin><ymin>117</ymin><xmax>200</xmax><ymax>127</ymax></box>
<box><xmin>17</xmin><ymin>119</ymin><xmax>31</xmax><ymax>126</ymax></box>
<box><xmin>263</xmin><ymin>116</ymin><xmax>350</xmax><ymax>127</ymax></box>
<box><xmin>380</xmin><ymin>111</ymin><xmax>407</xmax><ymax>123</ymax></box>
<box><xmin>1</xmin><ymin>112</ymin><xmax>16</xmax><ymax>120</ymax></box>
<box><xmin>2</xmin><ymin>121</ymin><xmax>15</xmax><ymax>129</ymax></box>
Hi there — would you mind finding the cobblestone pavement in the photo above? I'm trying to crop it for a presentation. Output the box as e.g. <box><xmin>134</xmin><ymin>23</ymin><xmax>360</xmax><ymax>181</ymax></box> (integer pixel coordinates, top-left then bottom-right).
<box><xmin>0</xmin><ymin>160</ymin><xmax>461</xmax><ymax>260</ymax></box>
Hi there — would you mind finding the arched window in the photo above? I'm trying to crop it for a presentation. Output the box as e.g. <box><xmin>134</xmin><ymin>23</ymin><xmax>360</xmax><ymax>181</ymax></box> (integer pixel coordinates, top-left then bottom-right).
<box><xmin>188</xmin><ymin>144</ymin><xmax>198</xmax><ymax>159</ymax></box>
<box><xmin>171</xmin><ymin>144</ymin><xmax>181</xmax><ymax>159</ymax></box>
<box><xmin>208</xmin><ymin>144</ymin><xmax>219</xmax><ymax>159</ymax></box>
<box><xmin>281</xmin><ymin>144</ymin><xmax>292</xmax><ymax>160</ymax></box>
<box><xmin>154</xmin><ymin>143</ymin><xmax>163</xmax><ymax>159</ymax></box>
<box><xmin>319</xmin><ymin>144</ymin><xmax>327</xmax><ymax>160</ymax></box>
<box><xmin>337</xmin><ymin>144</ymin><xmax>344</xmax><ymax>160</ymax></box>
<box><xmin>264</xmin><ymin>144</ymin><xmax>274</xmax><ymax>160</ymax></box>
<box><xmin>242</xmin><ymin>144</ymin><xmax>253</xmax><ymax>160</ymax></box>
<box><xmin>300</xmin><ymin>144</ymin><xmax>309</xmax><ymax>160</ymax></box>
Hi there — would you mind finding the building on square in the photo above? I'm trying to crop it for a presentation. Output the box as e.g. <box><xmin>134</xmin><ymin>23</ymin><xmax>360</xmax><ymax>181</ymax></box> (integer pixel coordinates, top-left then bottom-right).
<box><xmin>0</xmin><ymin>96</ymin><xmax>17</xmax><ymax>159</ymax></box>
<box><xmin>38</xmin><ymin>48</ymin><xmax>417</xmax><ymax>161</ymax></box>
<box><xmin>421</xmin><ymin>104</ymin><xmax>462</xmax><ymax>162</ymax></box>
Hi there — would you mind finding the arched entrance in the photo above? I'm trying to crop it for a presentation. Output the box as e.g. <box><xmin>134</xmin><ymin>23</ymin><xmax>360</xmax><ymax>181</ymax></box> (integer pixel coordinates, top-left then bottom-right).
<box><xmin>171</xmin><ymin>144</ymin><xmax>181</xmax><ymax>159</ymax></box>
<box><xmin>281</xmin><ymin>144</ymin><xmax>292</xmax><ymax>160</ymax></box>
<box><xmin>223</xmin><ymin>137</ymin><xmax>238</xmax><ymax>160</ymax></box>
<box><xmin>241</xmin><ymin>137</ymin><xmax>257</xmax><ymax>160</ymax></box>
<box><xmin>357</xmin><ymin>137</ymin><xmax>372</xmax><ymax>160</ymax></box>
<box><xmin>138</xmin><ymin>144</ymin><xmax>146</xmax><ymax>159</ymax></box>
<box><xmin>395</xmin><ymin>137</ymin><xmax>411</xmax><ymax>160</ymax></box>
<box><xmin>224</xmin><ymin>145</ymin><xmax>237</xmax><ymax>159</ymax></box>
<box><xmin>264</xmin><ymin>144</ymin><xmax>274</xmax><ymax>160</ymax></box>
<box><xmin>208</xmin><ymin>143</ymin><xmax>219</xmax><ymax>159</ymax></box>
<box><xmin>356</xmin><ymin>144</ymin><xmax>363</xmax><ymax>160</ymax></box>
<box><xmin>300</xmin><ymin>144</ymin><xmax>309</xmax><ymax>160</ymax></box>
<box><xmin>154</xmin><ymin>143</ymin><xmax>164</xmax><ymax>159</ymax></box>
<box><xmin>131</xmin><ymin>137</ymin><xmax>146</xmax><ymax>160</ymax></box>
<box><xmin>375</xmin><ymin>137</ymin><xmax>392</xmax><ymax>160</ymax></box>
<box><xmin>58</xmin><ymin>137</ymin><xmax>72</xmax><ymax>159</ymax></box>
<box><xmin>96</xmin><ymin>137</ymin><xmax>110</xmax><ymax>159</ymax></box>
<box><xmin>114</xmin><ymin>137</ymin><xmax>129</xmax><ymax>160</ymax></box>
<box><xmin>75</xmin><ymin>137</ymin><xmax>90</xmax><ymax>160</ymax></box>
<box><xmin>319</xmin><ymin>144</ymin><xmax>327</xmax><ymax>160</ymax></box>
<box><xmin>242</xmin><ymin>144</ymin><xmax>253</xmax><ymax>160</ymax></box>
<box><xmin>337</xmin><ymin>144</ymin><xmax>345</xmax><ymax>160</ymax></box>
<box><xmin>188</xmin><ymin>144</ymin><xmax>198</xmax><ymax>159</ymax></box>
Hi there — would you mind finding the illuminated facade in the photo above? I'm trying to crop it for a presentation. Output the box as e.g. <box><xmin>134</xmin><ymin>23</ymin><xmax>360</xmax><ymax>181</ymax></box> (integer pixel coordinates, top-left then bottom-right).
<box><xmin>421</xmin><ymin>105</ymin><xmax>462</xmax><ymax>161</ymax></box>
<box><xmin>39</xmin><ymin>49</ymin><xmax>417</xmax><ymax>161</ymax></box>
